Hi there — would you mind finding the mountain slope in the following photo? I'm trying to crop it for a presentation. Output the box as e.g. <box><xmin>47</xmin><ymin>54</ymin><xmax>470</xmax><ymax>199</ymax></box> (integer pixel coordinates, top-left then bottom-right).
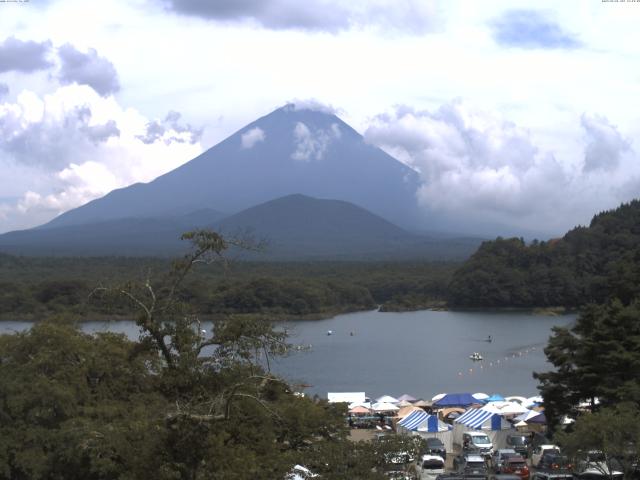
<box><xmin>42</xmin><ymin>104</ymin><xmax>422</xmax><ymax>230</ymax></box>
<box><xmin>0</xmin><ymin>209</ymin><xmax>225</xmax><ymax>256</ymax></box>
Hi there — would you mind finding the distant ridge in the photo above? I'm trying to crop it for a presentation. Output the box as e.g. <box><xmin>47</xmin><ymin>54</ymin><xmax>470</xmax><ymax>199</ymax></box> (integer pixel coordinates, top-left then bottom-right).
<box><xmin>214</xmin><ymin>194</ymin><xmax>420</xmax><ymax>259</ymax></box>
<box><xmin>0</xmin><ymin>194</ymin><xmax>482</xmax><ymax>259</ymax></box>
<box><xmin>0</xmin><ymin>209</ymin><xmax>225</xmax><ymax>257</ymax></box>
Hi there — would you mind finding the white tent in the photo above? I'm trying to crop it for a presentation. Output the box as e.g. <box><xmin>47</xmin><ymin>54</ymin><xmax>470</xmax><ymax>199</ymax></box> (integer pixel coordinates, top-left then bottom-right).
<box><xmin>484</xmin><ymin>401</ymin><xmax>529</xmax><ymax>415</ymax></box>
<box><xmin>376</xmin><ymin>395</ymin><xmax>399</xmax><ymax>404</ymax></box>
<box><xmin>328</xmin><ymin>392</ymin><xmax>366</xmax><ymax>404</ymax></box>
<box><xmin>372</xmin><ymin>402</ymin><xmax>400</xmax><ymax>412</ymax></box>
<box><xmin>514</xmin><ymin>409</ymin><xmax>542</xmax><ymax>423</ymax></box>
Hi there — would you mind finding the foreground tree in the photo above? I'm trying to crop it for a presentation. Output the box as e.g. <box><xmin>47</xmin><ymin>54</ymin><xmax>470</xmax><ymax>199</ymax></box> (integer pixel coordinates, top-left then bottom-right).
<box><xmin>535</xmin><ymin>299</ymin><xmax>640</xmax><ymax>430</ymax></box>
<box><xmin>0</xmin><ymin>231</ymin><xmax>370</xmax><ymax>479</ymax></box>
<box><xmin>0</xmin><ymin>320</ymin><xmax>165</xmax><ymax>479</ymax></box>
<box><xmin>555</xmin><ymin>404</ymin><xmax>640</xmax><ymax>480</ymax></box>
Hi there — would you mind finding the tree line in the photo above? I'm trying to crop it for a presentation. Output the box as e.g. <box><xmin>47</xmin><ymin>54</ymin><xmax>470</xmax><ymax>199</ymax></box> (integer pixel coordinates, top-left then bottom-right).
<box><xmin>0</xmin><ymin>255</ymin><xmax>456</xmax><ymax>320</ymax></box>
<box><xmin>448</xmin><ymin>200</ymin><xmax>640</xmax><ymax>308</ymax></box>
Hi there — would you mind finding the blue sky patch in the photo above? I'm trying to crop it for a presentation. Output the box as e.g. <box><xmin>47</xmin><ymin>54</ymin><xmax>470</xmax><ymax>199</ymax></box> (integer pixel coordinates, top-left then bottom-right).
<box><xmin>491</xmin><ymin>9</ymin><xmax>581</xmax><ymax>49</ymax></box>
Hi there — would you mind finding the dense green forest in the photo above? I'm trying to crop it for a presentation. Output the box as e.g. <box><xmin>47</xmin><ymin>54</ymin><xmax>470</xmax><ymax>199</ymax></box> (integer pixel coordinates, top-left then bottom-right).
<box><xmin>448</xmin><ymin>200</ymin><xmax>640</xmax><ymax>308</ymax></box>
<box><xmin>0</xmin><ymin>231</ymin><xmax>426</xmax><ymax>479</ymax></box>
<box><xmin>0</xmin><ymin>254</ymin><xmax>456</xmax><ymax>320</ymax></box>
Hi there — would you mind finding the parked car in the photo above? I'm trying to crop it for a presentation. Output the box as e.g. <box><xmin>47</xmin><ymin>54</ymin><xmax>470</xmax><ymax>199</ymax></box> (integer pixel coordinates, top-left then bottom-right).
<box><xmin>490</xmin><ymin>449</ymin><xmax>518</xmax><ymax>473</ymax></box>
<box><xmin>423</xmin><ymin>437</ymin><xmax>447</xmax><ymax>460</ymax></box>
<box><xmin>530</xmin><ymin>433</ymin><xmax>552</xmax><ymax>450</ymax></box>
<box><xmin>463</xmin><ymin>432</ymin><xmax>494</xmax><ymax>456</ymax></box>
<box><xmin>490</xmin><ymin>475</ymin><xmax>522</xmax><ymax>480</ymax></box>
<box><xmin>454</xmin><ymin>453</ymin><xmax>489</xmax><ymax>479</ymax></box>
<box><xmin>531</xmin><ymin>472</ymin><xmax>573</xmax><ymax>480</ymax></box>
<box><xmin>498</xmin><ymin>456</ymin><xmax>530</xmax><ymax>480</ymax></box>
<box><xmin>531</xmin><ymin>445</ymin><xmax>561</xmax><ymax>468</ymax></box>
<box><xmin>416</xmin><ymin>454</ymin><xmax>445</xmax><ymax>480</ymax></box>
<box><xmin>505</xmin><ymin>434</ymin><xmax>530</xmax><ymax>458</ymax></box>
<box><xmin>435</xmin><ymin>475</ymin><xmax>464</xmax><ymax>480</ymax></box>
<box><xmin>537</xmin><ymin>453</ymin><xmax>573</xmax><ymax>472</ymax></box>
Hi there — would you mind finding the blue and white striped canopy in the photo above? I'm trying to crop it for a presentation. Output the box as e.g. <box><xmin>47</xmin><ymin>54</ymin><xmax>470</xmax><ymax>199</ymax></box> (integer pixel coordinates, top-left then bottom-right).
<box><xmin>398</xmin><ymin>410</ymin><xmax>429</xmax><ymax>430</ymax></box>
<box><xmin>398</xmin><ymin>411</ymin><xmax>451</xmax><ymax>432</ymax></box>
<box><xmin>455</xmin><ymin>408</ymin><xmax>504</xmax><ymax>429</ymax></box>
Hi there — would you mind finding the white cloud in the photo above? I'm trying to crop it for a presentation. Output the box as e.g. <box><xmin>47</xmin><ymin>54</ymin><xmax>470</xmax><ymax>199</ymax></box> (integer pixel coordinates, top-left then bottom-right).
<box><xmin>291</xmin><ymin>121</ymin><xmax>341</xmax><ymax>162</ymax></box>
<box><xmin>364</xmin><ymin>100</ymin><xmax>640</xmax><ymax>235</ymax></box>
<box><xmin>164</xmin><ymin>0</ymin><xmax>440</xmax><ymax>34</ymax></box>
<box><xmin>581</xmin><ymin>113</ymin><xmax>631</xmax><ymax>173</ymax></box>
<box><xmin>0</xmin><ymin>85</ymin><xmax>202</xmax><ymax>233</ymax></box>
<box><xmin>240</xmin><ymin>126</ymin><xmax>265</xmax><ymax>149</ymax></box>
<box><xmin>285</xmin><ymin>99</ymin><xmax>339</xmax><ymax>115</ymax></box>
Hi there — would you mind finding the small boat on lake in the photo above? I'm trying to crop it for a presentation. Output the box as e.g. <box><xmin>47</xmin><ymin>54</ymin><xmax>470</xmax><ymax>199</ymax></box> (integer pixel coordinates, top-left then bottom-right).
<box><xmin>469</xmin><ymin>352</ymin><xmax>483</xmax><ymax>361</ymax></box>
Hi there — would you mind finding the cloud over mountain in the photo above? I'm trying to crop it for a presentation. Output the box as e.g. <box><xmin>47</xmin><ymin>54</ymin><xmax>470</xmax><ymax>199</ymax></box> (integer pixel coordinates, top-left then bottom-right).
<box><xmin>291</xmin><ymin>121</ymin><xmax>341</xmax><ymax>161</ymax></box>
<box><xmin>364</xmin><ymin>101</ymin><xmax>640</xmax><ymax>235</ymax></box>
<box><xmin>240</xmin><ymin>126</ymin><xmax>265</xmax><ymax>149</ymax></box>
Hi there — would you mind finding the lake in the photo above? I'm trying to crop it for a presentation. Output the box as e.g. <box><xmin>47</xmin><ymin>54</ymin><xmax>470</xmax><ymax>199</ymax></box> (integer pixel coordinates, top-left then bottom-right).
<box><xmin>0</xmin><ymin>309</ymin><xmax>573</xmax><ymax>401</ymax></box>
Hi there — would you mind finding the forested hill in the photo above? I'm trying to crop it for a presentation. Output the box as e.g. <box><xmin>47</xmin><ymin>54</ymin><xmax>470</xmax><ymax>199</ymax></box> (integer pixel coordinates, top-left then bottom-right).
<box><xmin>448</xmin><ymin>200</ymin><xmax>640</xmax><ymax>308</ymax></box>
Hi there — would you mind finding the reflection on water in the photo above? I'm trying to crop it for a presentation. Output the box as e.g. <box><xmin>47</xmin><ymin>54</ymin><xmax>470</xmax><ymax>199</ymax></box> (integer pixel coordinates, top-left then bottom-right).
<box><xmin>0</xmin><ymin>309</ymin><xmax>573</xmax><ymax>400</ymax></box>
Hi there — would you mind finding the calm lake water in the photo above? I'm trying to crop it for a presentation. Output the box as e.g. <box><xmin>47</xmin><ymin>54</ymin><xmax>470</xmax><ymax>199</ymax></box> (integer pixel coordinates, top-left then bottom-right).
<box><xmin>0</xmin><ymin>309</ymin><xmax>574</xmax><ymax>401</ymax></box>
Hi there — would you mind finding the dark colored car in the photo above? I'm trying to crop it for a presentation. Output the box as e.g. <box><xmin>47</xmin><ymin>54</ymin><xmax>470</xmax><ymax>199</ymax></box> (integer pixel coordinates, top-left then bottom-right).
<box><xmin>454</xmin><ymin>454</ymin><xmax>488</xmax><ymax>479</ymax></box>
<box><xmin>531</xmin><ymin>473</ymin><xmax>573</xmax><ymax>480</ymax></box>
<box><xmin>506</xmin><ymin>434</ymin><xmax>530</xmax><ymax>458</ymax></box>
<box><xmin>498</xmin><ymin>456</ymin><xmax>530</xmax><ymax>480</ymax></box>
<box><xmin>537</xmin><ymin>453</ymin><xmax>573</xmax><ymax>472</ymax></box>
<box><xmin>490</xmin><ymin>475</ymin><xmax>522</xmax><ymax>480</ymax></box>
<box><xmin>436</xmin><ymin>475</ymin><xmax>465</xmax><ymax>480</ymax></box>
<box><xmin>424</xmin><ymin>437</ymin><xmax>447</xmax><ymax>460</ymax></box>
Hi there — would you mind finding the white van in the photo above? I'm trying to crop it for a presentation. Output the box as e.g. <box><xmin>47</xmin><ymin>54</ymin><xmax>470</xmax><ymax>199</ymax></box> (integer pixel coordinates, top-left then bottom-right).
<box><xmin>416</xmin><ymin>454</ymin><xmax>445</xmax><ymax>480</ymax></box>
<box><xmin>462</xmin><ymin>432</ymin><xmax>494</xmax><ymax>456</ymax></box>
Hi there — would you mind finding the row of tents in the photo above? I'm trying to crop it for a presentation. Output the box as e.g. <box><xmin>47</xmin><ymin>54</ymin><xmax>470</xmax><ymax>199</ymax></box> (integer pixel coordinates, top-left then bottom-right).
<box><xmin>396</xmin><ymin>398</ymin><xmax>547</xmax><ymax>452</ymax></box>
<box><xmin>332</xmin><ymin>391</ymin><xmax>547</xmax><ymax>453</ymax></box>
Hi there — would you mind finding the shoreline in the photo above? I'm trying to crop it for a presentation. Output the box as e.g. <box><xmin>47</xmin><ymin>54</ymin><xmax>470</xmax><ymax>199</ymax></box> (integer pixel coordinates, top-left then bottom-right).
<box><xmin>0</xmin><ymin>304</ymin><xmax>576</xmax><ymax>323</ymax></box>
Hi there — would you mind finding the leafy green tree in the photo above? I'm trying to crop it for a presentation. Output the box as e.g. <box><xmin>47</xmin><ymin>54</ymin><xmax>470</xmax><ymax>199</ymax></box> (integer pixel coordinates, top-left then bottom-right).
<box><xmin>555</xmin><ymin>404</ymin><xmax>640</xmax><ymax>480</ymax></box>
<box><xmin>535</xmin><ymin>299</ymin><xmax>640</xmax><ymax>430</ymax></box>
<box><xmin>0</xmin><ymin>230</ymin><xmax>372</xmax><ymax>479</ymax></box>
<box><xmin>449</xmin><ymin>200</ymin><xmax>640</xmax><ymax>308</ymax></box>
<box><xmin>0</xmin><ymin>320</ymin><xmax>165</xmax><ymax>479</ymax></box>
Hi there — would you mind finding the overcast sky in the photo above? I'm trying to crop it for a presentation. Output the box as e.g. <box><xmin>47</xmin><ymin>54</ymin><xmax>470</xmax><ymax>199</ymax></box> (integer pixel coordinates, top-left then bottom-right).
<box><xmin>0</xmin><ymin>0</ymin><xmax>639</xmax><ymax>236</ymax></box>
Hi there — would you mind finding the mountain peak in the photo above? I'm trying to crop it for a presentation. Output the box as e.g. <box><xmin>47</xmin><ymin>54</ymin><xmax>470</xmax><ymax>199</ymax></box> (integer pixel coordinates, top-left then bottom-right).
<box><xmin>40</xmin><ymin>104</ymin><xmax>422</xmax><ymax>230</ymax></box>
